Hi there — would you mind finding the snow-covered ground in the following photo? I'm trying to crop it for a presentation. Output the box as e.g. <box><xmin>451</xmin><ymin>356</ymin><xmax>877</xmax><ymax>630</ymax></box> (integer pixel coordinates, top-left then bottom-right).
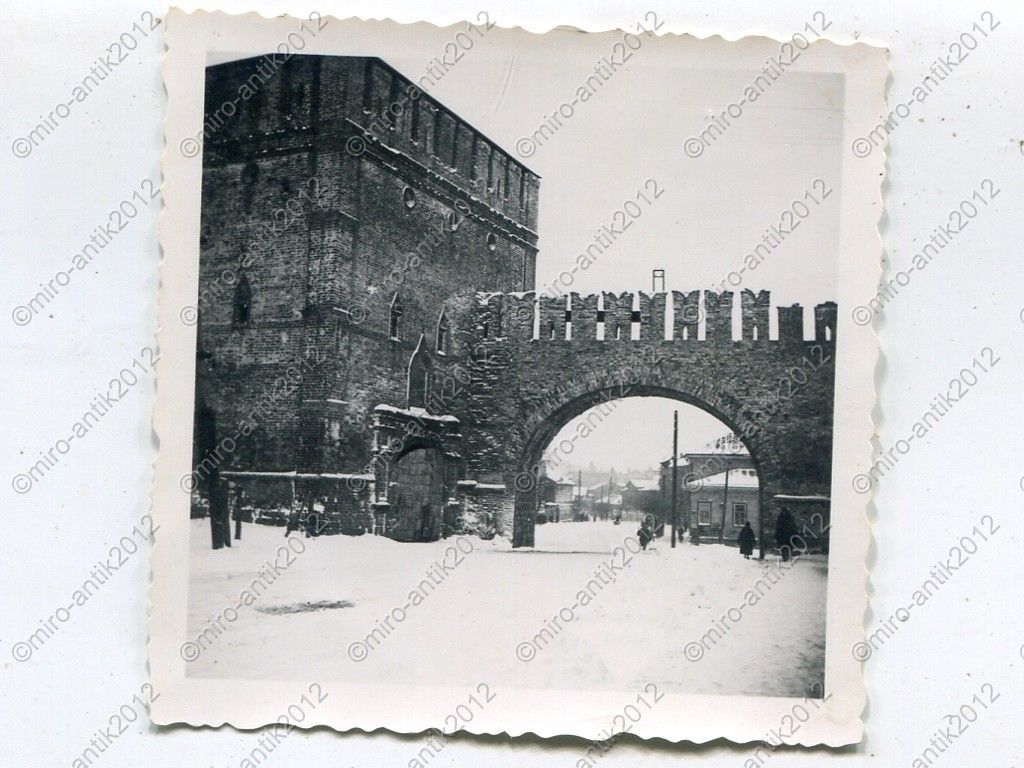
<box><xmin>186</xmin><ymin>519</ymin><xmax>826</xmax><ymax>697</ymax></box>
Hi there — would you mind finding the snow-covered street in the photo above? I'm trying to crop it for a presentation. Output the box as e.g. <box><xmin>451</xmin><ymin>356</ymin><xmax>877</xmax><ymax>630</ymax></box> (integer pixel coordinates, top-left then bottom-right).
<box><xmin>186</xmin><ymin>519</ymin><xmax>826</xmax><ymax>697</ymax></box>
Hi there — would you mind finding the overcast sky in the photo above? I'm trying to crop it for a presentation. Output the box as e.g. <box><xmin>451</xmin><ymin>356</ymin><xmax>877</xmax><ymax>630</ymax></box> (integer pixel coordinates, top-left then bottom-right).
<box><xmin>385</xmin><ymin>28</ymin><xmax>843</xmax><ymax>470</ymax></box>
<box><xmin>542</xmin><ymin>396</ymin><xmax>731</xmax><ymax>476</ymax></box>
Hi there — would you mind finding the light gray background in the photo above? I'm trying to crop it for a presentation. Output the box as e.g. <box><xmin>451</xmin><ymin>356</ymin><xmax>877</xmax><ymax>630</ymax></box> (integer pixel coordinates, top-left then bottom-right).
<box><xmin>2</xmin><ymin>1</ymin><xmax>1022</xmax><ymax>765</ymax></box>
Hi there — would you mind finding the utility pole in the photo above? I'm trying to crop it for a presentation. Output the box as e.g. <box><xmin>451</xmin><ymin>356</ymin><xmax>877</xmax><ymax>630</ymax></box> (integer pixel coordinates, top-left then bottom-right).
<box><xmin>576</xmin><ymin>469</ymin><xmax>582</xmax><ymax>521</ymax></box>
<box><xmin>671</xmin><ymin>410</ymin><xmax>678</xmax><ymax>548</ymax></box>
<box><xmin>606</xmin><ymin>473</ymin><xmax>613</xmax><ymax>522</ymax></box>
<box><xmin>720</xmin><ymin>466</ymin><xmax>730</xmax><ymax>545</ymax></box>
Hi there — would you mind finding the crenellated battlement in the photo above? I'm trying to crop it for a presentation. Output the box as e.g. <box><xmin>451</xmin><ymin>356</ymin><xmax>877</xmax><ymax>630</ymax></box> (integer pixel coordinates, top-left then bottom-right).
<box><xmin>465</xmin><ymin>290</ymin><xmax>837</xmax><ymax>343</ymax></box>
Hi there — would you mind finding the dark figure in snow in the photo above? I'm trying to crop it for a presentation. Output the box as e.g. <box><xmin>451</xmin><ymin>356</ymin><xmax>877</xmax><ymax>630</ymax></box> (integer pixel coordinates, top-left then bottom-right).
<box><xmin>775</xmin><ymin>508</ymin><xmax>797</xmax><ymax>562</ymax></box>
<box><xmin>738</xmin><ymin>521</ymin><xmax>756</xmax><ymax>559</ymax></box>
<box><xmin>285</xmin><ymin>509</ymin><xmax>300</xmax><ymax>536</ymax></box>
<box><xmin>637</xmin><ymin>520</ymin><xmax>654</xmax><ymax>551</ymax></box>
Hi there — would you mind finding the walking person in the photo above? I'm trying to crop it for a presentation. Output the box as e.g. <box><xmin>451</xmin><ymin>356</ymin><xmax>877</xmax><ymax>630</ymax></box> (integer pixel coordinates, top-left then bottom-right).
<box><xmin>285</xmin><ymin>508</ymin><xmax>300</xmax><ymax>536</ymax></box>
<box><xmin>637</xmin><ymin>518</ymin><xmax>654</xmax><ymax>551</ymax></box>
<box><xmin>738</xmin><ymin>520</ymin><xmax>756</xmax><ymax>559</ymax></box>
<box><xmin>775</xmin><ymin>508</ymin><xmax>796</xmax><ymax>562</ymax></box>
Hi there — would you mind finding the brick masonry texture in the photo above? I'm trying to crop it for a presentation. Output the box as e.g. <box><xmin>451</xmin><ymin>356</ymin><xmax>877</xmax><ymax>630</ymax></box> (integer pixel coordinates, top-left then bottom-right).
<box><xmin>193</xmin><ymin>54</ymin><xmax>837</xmax><ymax>549</ymax></box>
<box><xmin>447</xmin><ymin>292</ymin><xmax>836</xmax><ymax>547</ymax></box>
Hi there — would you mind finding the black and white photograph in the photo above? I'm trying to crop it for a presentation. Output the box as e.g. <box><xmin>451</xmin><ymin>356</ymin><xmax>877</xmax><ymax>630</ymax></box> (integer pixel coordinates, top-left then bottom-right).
<box><xmin>146</xmin><ymin>10</ymin><xmax>880</xmax><ymax>743</ymax></box>
<box><xmin>11</xmin><ymin>1</ymin><xmax>1024</xmax><ymax>764</ymax></box>
<box><xmin>183</xmin><ymin>45</ymin><xmax>842</xmax><ymax>697</ymax></box>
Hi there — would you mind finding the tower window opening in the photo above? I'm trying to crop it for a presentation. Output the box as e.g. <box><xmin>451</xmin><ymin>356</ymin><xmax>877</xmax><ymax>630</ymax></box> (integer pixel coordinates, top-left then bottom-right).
<box><xmin>389</xmin><ymin>294</ymin><xmax>403</xmax><ymax>340</ymax></box>
<box><xmin>436</xmin><ymin>310</ymin><xmax>450</xmax><ymax>355</ymax></box>
<box><xmin>233</xmin><ymin>276</ymin><xmax>252</xmax><ymax>325</ymax></box>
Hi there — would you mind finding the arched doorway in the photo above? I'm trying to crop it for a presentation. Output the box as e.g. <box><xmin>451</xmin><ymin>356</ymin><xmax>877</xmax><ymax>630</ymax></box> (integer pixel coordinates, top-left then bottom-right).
<box><xmin>514</xmin><ymin>386</ymin><xmax>766</xmax><ymax>551</ymax></box>
<box><xmin>389</xmin><ymin>446</ymin><xmax>445</xmax><ymax>542</ymax></box>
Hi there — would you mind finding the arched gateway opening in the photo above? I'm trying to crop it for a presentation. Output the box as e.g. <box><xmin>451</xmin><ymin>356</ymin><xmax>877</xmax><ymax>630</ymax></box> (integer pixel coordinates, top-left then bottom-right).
<box><xmin>390</xmin><ymin>446</ymin><xmax>445</xmax><ymax>542</ymax></box>
<box><xmin>513</xmin><ymin>386</ymin><xmax>766</xmax><ymax>552</ymax></box>
<box><xmin>456</xmin><ymin>290</ymin><xmax>836</xmax><ymax>554</ymax></box>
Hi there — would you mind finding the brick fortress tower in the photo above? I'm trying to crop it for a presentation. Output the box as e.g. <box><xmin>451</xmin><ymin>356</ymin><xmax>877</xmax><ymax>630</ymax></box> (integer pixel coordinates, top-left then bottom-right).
<box><xmin>192</xmin><ymin>54</ymin><xmax>540</xmax><ymax>541</ymax></box>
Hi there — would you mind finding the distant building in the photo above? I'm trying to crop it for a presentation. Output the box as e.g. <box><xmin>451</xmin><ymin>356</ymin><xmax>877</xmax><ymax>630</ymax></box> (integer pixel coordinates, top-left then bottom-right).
<box><xmin>578</xmin><ymin>480</ymin><xmax>622</xmax><ymax>521</ymax></box>
<box><xmin>687</xmin><ymin>467</ymin><xmax>760</xmax><ymax>543</ymax></box>
<box><xmin>660</xmin><ymin>432</ymin><xmax>758</xmax><ymax>543</ymax></box>
<box><xmin>660</xmin><ymin>433</ymin><xmax>754</xmax><ymax>493</ymax></box>
<box><xmin>539</xmin><ymin>474</ymin><xmax>575</xmax><ymax>522</ymax></box>
<box><xmin>620</xmin><ymin>478</ymin><xmax>664</xmax><ymax>523</ymax></box>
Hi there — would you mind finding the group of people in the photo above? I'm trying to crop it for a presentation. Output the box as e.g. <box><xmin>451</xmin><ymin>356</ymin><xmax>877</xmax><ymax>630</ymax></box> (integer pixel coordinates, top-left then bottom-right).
<box><xmin>635</xmin><ymin>508</ymin><xmax>801</xmax><ymax>561</ymax></box>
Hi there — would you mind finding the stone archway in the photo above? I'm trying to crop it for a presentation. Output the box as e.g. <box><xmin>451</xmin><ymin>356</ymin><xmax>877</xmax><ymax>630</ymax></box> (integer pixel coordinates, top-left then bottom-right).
<box><xmin>370</xmin><ymin>401</ymin><xmax>462</xmax><ymax>541</ymax></box>
<box><xmin>512</xmin><ymin>386</ymin><xmax>768</xmax><ymax>549</ymax></box>
<box><xmin>448</xmin><ymin>289</ymin><xmax>835</xmax><ymax>551</ymax></box>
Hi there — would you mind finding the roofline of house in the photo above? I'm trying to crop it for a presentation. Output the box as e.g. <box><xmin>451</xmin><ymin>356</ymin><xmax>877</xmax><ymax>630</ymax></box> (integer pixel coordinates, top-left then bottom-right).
<box><xmin>659</xmin><ymin>451</ymin><xmax>749</xmax><ymax>466</ymax></box>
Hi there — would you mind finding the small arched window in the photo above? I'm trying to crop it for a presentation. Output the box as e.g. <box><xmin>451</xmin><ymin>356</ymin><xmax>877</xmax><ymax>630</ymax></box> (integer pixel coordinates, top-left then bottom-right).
<box><xmin>362</xmin><ymin>60</ymin><xmax>374</xmax><ymax>114</ymax></box>
<box><xmin>411</xmin><ymin>99</ymin><xmax>421</xmax><ymax>142</ymax></box>
<box><xmin>408</xmin><ymin>334</ymin><xmax>431</xmax><ymax>409</ymax></box>
<box><xmin>389</xmin><ymin>293</ymin><xmax>403</xmax><ymax>340</ymax></box>
<box><xmin>470</xmin><ymin>137</ymin><xmax>480</xmax><ymax>182</ymax></box>
<box><xmin>241</xmin><ymin>163</ymin><xmax>259</xmax><ymax>213</ymax></box>
<box><xmin>432</xmin><ymin>107</ymin><xmax>443</xmax><ymax>157</ymax></box>
<box><xmin>435</xmin><ymin>310</ymin><xmax>450</xmax><ymax>355</ymax></box>
<box><xmin>233</xmin><ymin>275</ymin><xmax>252</xmax><ymax>325</ymax></box>
<box><xmin>451</xmin><ymin>122</ymin><xmax>460</xmax><ymax>169</ymax></box>
<box><xmin>278</xmin><ymin>64</ymin><xmax>293</xmax><ymax>117</ymax></box>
